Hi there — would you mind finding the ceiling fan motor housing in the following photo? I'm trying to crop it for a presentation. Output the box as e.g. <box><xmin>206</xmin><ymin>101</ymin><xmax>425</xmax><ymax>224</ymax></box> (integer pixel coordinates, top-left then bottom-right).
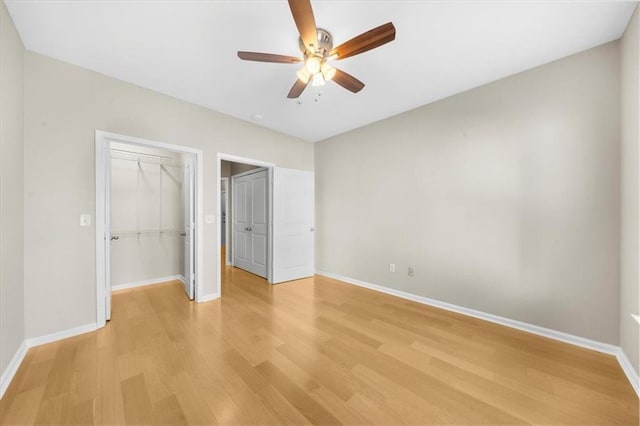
<box><xmin>300</xmin><ymin>28</ymin><xmax>333</xmax><ymax>57</ymax></box>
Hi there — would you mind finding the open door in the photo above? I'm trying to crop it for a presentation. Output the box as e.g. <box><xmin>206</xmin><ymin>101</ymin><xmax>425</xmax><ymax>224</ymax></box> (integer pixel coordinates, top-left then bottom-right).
<box><xmin>182</xmin><ymin>157</ymin><xmax>195</xmax><ymax>299</ymax></box>
<box><xmin>272</xmin><ymin>168</ymin><xmax>314</xmax><ymax>284</ymax></box>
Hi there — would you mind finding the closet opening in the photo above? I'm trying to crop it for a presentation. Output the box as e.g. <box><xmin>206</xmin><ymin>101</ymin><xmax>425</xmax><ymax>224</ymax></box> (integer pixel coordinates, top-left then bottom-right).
<box><xmin>96</xmin><ymin>131</ymin><xmax>203</xmax><ymax>327</ymax></box>
<box><xmin>109</xmin><ymin>142</ymin><xmax>195</xmax><ymax>297</ymax></box>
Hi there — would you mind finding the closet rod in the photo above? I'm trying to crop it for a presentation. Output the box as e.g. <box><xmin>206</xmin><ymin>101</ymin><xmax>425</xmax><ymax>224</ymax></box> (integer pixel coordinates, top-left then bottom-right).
<box><xmin>111</xmin><ymin>229</ymin><xmax>183</xmax><ymax>237</ymax></box>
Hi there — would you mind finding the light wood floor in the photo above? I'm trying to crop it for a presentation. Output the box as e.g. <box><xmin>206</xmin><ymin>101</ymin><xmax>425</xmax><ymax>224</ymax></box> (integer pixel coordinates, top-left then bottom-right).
<box><xmin>1</xmin><ymin>264</ymin><xmax>637</xmax><ymax>425</ymax></box>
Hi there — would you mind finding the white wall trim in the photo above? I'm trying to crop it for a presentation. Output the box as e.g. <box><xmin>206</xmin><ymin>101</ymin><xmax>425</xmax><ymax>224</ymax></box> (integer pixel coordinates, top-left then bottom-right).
<box><xmin>316</xmin><ymin>270</ymin><xmax>638</xmax><ymax>396</ymax></box>
<box><xmin>111</xmin><ymin>275</ymin><xmax>183</xmax><ymax>292</ymax></box>
<box><xmin>26</xmin><ymin>323</ymin><xmax>97</xmax><ymax>348</ymax></box>
<box><xmin>615</xmin><ymin>347</ymin><xmax>640</xmax><ymax>396</ymax></box>
<box><xmin>0</xmin><ymin>341</ymin><xmax>28</xmax><ymax>399</ymax></box>
<box><xmin>0</xmin><ymin>323</ymin><xmax>98</xmax><ymax>399</ymax></box>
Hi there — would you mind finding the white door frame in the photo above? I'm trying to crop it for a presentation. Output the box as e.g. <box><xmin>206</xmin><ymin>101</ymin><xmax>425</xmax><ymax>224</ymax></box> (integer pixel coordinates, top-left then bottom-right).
<box><xmin>95</xmin><ymin>130</ymin><xmax>204</xmax><ymax>328</ymax></box>
<box><xmin>217</xmin><ymin>153</ymin><xmax>274</xmax><ymax>293</ymax></box>
<box><xmin>220</xmin><ymin>177</ymin><xmax>230</xmax><ymax>265</ymax></box>
<box><xmin>182</xmin><ymin>156</ymin><xmax>196</xmax><ymax>300</ymax></box>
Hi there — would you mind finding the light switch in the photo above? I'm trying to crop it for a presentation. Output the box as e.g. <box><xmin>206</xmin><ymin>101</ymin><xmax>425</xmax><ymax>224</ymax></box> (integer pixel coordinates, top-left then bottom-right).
<box><xmin>80</xmin><ymin>214</ymin><xmax>91</xmax><ymax>227</ymax></box>
<box><xmin>205</xmin><ymin>215</ymin><xmax>215</xmax><ymax>224</ymax></box>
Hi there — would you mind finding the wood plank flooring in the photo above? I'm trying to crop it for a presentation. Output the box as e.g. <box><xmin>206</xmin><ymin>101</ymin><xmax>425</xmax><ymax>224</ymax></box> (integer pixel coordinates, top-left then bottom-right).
<box><xmin>1</xmin><ymin>264</ymin><xmax>637</xmax><ymax>425</ymax></box>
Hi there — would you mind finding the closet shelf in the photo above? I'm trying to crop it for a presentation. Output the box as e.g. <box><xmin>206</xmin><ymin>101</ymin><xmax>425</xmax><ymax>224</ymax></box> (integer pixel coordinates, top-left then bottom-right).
<box><xmin>111</xmin><ymin>148</ymin><xmax>183</xmax><ymax>167</ymax></box>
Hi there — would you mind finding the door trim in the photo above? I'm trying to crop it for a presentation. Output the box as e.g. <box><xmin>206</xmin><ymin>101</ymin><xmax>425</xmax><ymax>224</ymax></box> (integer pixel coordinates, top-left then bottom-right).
<box><xmin>217</xmin><ymin>153</ymin><xmax>274</xmax><ymax>295</ymax></box>
<box><xmin>95</xmin><ymin>130</ymin><xmax>204</xmax><ymax>328</ymax></box>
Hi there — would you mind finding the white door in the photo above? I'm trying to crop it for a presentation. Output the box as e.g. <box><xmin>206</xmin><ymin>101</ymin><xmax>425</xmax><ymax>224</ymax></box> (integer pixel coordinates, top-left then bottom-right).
<box><xmin>182</xmin><ymin>158</ymin><xmax>195</xmax><ymax>299</ymax></box>
<box><xmin>232</xmin><ymin>169</ymin><xmax>268</xmax><ymax>278</ymax></box>
<box><xmin>272</xmin><ymin>168</ymin><xmax>314</xmax><ymax>284</ymax></box>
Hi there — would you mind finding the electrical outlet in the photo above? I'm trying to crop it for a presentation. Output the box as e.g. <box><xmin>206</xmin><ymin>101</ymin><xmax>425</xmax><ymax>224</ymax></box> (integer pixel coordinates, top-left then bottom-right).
<box><xmin>408</xmin><ymin>267</ymin><xmax>414</xmax><ymax>277</ymax></box>
<box><xmin>389</xmin><ymin>263</ymin><xmax>395</xmax><ymax>273</ymax></box>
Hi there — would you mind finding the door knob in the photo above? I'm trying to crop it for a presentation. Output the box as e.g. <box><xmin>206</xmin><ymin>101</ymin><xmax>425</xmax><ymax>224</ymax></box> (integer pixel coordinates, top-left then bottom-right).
<box><xmin>110</xmin><ymin>235</ymin><xmax>119</xmax><ymax>241</ymax></box>
<box><xmin>180</xmin><ymin>232</ymin><xmax>186</xmax><ymax>237</ymax></box>
<box><xmin>310</xmin><ymin>228</ymin><xmax>315</xmax><ymax>232</ymax></box>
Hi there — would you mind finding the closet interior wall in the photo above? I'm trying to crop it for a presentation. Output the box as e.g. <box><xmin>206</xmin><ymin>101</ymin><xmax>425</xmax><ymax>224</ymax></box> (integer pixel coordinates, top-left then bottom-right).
<box><xmin>110</xmin><ymin>142</ymin><xmax>185</xmax><ymax>287</ymax></box>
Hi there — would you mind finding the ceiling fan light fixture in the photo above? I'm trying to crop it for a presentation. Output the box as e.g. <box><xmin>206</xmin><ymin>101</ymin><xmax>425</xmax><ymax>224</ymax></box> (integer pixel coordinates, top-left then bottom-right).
<box><xmin>321</xmin><ymin>63</ymin><xmax>336</xmax><ymax>81</ymax></box>
<box><xmin>236</xmin><ymin>0</ymin><xmax>396</xmax><ymax>99</ymax></box>
<box><xmin>311</xmin><ymin>73</ymin><xmax>325</xmax><ymax>87</ymax></box>
<box><xmin>296</xmin><ymin>67</ymin><xmax>311</xmax><ymax>84</ymax></box>
<box><xmin>305</xmin><ymin>56</ymin><xmax>321</xmax><ymax>74</ymax></box>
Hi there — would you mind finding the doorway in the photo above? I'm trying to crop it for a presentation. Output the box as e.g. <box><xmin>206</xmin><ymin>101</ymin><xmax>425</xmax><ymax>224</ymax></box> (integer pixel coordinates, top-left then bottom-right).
<box><xmin>221</xmin><ymin>159</ymin><xmax>270</xmax><ymax>279</ymax></box>
<box><xmin>216</xmin><ymin>153</ymin><xmax>316</xmax><ymax>294</ymax></box>
<box><xmin>96</xmin><ymin>131</ymin><xmax>203</xmax><ymax>328</ymax></box>
<box><xmin>232</xmin><ymin>168</ymin><xmax>269</xmax><ymax>277</ymax></box>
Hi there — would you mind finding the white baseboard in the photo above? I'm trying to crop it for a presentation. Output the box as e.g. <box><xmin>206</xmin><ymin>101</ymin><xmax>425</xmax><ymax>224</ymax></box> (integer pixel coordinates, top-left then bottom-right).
<box><xmin>0</xmin><ymin>340</ymin><xmax>28</xmax><ymax>399</ymax></box>
<box><xmin>1</xmin><ymin>322</ymin><xmax>97</xmax><ymax>400</ymax></box>
<box><xmin>178</xmin><ymin>275</ymin><xmax>186</xmax><ymax>284</ymax></box>
<box><xmin>615</xmin><ymin>347</ymin><xmax>640</xmax><ymax>396</ymax></box>
<box><xmin>198</xmin><ymin>293</ymin><xmax>219</xmax><ymax>303</ymax></box>
<box><xmin>316</xmin><ymin>270</ymin><xmax>638</xmax><ymax>397</ymax></box>
<box><xmin>26</xmin><ymin>323</ymin><xmax>98</xmax><ymax>348</ymax></box>
<box><xmin>111</xmin><ymin>275</ymin><xmax>183</xmax><ymax>291</ymax></box>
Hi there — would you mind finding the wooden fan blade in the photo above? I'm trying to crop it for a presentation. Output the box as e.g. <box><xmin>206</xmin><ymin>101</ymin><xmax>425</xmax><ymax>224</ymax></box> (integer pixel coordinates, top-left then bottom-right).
<box><xmin>330</xmin><ymin>22</ymin><xmax>396</xmax><ymax>60</ymax></box>
<box><xmin>287</xmin><ymin>79</ymin><xmax>310</xmax><ymax>98</ymax></box>
<box><xmin>237</xmin><ymin>51</ymin><xmax>302</xmax><ymax>64</ymax></box>
<box><xmin>288</xmin><ymin>0</ymin><xmax>318</xmax><ymax>51</ymax></box>
<box><xmin>332</xmin><ymin>68</ymin><xmax>365</xmax><ymax>93</ymax></box>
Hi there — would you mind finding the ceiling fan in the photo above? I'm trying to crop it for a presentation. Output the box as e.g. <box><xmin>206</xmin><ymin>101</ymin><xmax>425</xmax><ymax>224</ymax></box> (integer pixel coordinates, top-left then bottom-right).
<box><xmin>237</xmin><ymin>0</ymin><xmax>396</xmax><ymax>99</ymax></box>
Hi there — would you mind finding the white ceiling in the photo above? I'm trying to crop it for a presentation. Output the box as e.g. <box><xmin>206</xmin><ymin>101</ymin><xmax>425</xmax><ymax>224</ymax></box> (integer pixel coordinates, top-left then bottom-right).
<box><xmin>5</xmin><ymin>1</ymin><xmax>637</xmax><ymax>142</ymax></box>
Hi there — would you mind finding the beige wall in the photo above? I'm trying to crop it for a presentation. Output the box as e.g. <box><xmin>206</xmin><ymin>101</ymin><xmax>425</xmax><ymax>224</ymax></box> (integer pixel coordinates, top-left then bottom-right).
<box><xmin>0</xmin><ymin>2</ymin><xmax>25</xmax><ymax>379</ymax></box>
<box><xmin>620</xmin><ymin>5</ymin><xmax>639</xmax><ymax>375</ymax></box>
<box><xmin>23</xmin><ymin>52</ymin><xmax>313</xmax><ymax>338</ymax></box>
<box><xmin>316</xmin><ymin>41</ymin><xmax>621</xmax><ymax>344</ymax></box>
